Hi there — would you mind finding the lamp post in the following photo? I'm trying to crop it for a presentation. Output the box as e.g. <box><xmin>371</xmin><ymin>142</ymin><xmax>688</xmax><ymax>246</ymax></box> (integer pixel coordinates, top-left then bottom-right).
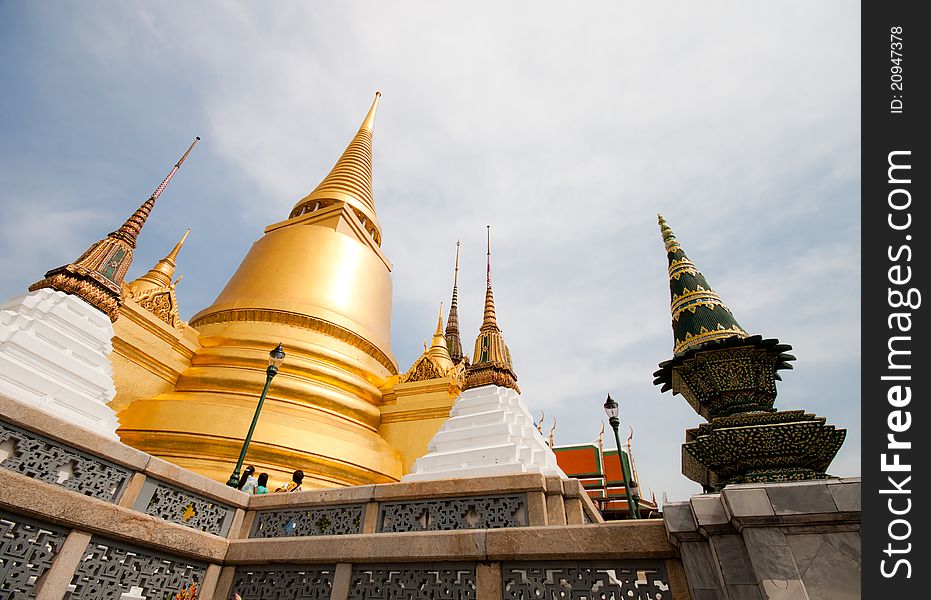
<box><xmin>603</xmin><ymin>393</ymin><xmax>641</xmax><ymax>519</ymax></box>
<box><xmin>226</xmin><ymin>344</ymin><xmax>286</xmax><ymax>488</ymax></box>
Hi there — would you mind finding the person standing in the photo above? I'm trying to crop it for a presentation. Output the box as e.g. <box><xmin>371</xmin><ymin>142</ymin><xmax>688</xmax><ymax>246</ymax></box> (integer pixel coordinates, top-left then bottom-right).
<box><xmin>275</xmin><ymin>469</ymin><xmax>304</xmax><ymax>492</ymax></box>
<box><xmin>256</xmin><ymin>472</ymin><xmax>269</xmax><ymax>495</ymax></box>
<box><xmin>238</xmin><ymin>465</ymin><xmax>258</xmax><ymax>494</ymax></box>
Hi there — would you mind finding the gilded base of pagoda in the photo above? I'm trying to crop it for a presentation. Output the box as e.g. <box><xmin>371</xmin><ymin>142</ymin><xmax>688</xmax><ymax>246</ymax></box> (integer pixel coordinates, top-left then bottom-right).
<box><xmin>116</xmin><ymin>318</ymin><xmax>404</xmax><ymax>489</ymax></box>
<box><xmin>681</xmin><ymin>409</ymin><xmax>846</xmax><ymax>492</ymax></box>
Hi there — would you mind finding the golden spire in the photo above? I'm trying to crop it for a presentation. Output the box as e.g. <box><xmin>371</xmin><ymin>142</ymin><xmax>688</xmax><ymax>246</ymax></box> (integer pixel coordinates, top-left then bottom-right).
<box><xmin>127</xmin><ymin>228</ymin><xmax>190</xmax><ymax>296</ymax></box>
<box><xmin>464</xmin><ymin>226</ymin><xmax>519</xmax><ymax>393</ymax></box>
<box><xmin>402</xmin><ymin>303</ymin><xmax>454</xmax><ymax>382</ymax></box>
<box><xmin>30</xmin><ymin>138</ymin><xmax>200</xmax><ymax>321</ymax></box>
<box><xmin>445</xmin><ymin>241</ymin><xmax>464</xmax><ymax>363</ymax></box>
<box><xmin>426</xmin><ymin>303</ymin><xmax>453</xmax><ymax>363</ymax></box>
<box><xmin>289</xmin><ymin>92</ymin><xmax>383</xmax><ymax>244</ymax></box>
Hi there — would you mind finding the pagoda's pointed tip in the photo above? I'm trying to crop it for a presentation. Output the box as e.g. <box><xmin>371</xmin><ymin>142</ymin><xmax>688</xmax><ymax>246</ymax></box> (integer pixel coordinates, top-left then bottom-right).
<box><xmin>165</xmin><ymin>227</ymin><xmax>191</xmax><ymax>262</ymax></box>
<box><xmin>361</xmin><ymin>92</ymin><xmax>381</xmax><ymax>132</ymax></box>
<box><xmin>435</xmin><ymin>304</ymin><xmax>444</xmax><ymax>334</ymax></box>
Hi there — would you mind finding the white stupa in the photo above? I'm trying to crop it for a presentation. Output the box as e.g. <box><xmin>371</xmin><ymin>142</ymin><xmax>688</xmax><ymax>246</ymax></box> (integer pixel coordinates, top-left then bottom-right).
<box><xmin>405</xmin><ymin>228</ymin><xmax>565</xmax><ymax>481</ymax></box>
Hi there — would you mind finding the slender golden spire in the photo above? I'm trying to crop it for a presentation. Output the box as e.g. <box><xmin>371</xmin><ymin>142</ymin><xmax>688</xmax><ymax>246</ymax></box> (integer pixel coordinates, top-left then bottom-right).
<box><xmin>427</xmin><ymin>303</ymin><xmax>452</xmax><ymax>363</ymax></box>
<box><xmin>403</xmin><ymin>302</ymin><xmax>454</xmax><ymax>382</ymax></box>
<box><xmin>127</xmin><ymin>228</ymin><xmax>190</xmax><ymax>296</ymax></box>
<box><xmin>290</xmin><ymin>92</ymin><xmax>383</xmax><ymax>244</ymax></box>
<box><xmin>445</xmin><ymin>241</ymin><xmax>464</xmax><ymax>362</ymax></box>
<box><xmin>30</xmin><ymin>138</ymin><xmax>200</xmax><ymax>321</ymax></box>
<box><xmin>464</xmin><ymin>225</ymin><xmax>519</xmax><ymax>393</ymax></box>
<box><xmin>480</xmin><ymin>226</ymin><xmax>498</xmax><ymax>330</ymax></box>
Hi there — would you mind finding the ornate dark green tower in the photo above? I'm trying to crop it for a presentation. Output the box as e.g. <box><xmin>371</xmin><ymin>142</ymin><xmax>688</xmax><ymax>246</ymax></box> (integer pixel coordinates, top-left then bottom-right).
<box><xmin>653</xmin><ymin>215</ymin><xmax>846</xmax><ymax>492</ymax></box>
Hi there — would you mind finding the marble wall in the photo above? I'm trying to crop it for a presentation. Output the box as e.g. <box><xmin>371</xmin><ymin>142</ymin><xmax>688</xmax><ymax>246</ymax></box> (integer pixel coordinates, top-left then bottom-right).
<box><xmin>664</xmin><ymin>478</ymin><xmax>861</xmax><ymax>600</ymax></box>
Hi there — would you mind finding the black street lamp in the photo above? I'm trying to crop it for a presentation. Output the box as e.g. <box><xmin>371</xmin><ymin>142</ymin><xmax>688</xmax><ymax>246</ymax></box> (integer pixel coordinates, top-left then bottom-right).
<box><xmin>226</xmin><ymin>344</ymin><xmax>286</xmax><ymax>488</ymax></box>
<box><xmin>603</xmin><ymin>393</ymin><xmax>641</xmax><ymax>519</ymax></box>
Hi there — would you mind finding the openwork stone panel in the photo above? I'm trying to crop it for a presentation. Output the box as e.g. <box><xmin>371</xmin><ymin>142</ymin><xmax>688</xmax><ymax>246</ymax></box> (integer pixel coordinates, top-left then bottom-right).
<box><xmin>69</xmin><ymin>537</ymin><xmax>206</xmax><ymax>600</ymax></box>
<box><xmin>230</xmin><ymin>565</ymin><xmax>335</xmax><ymax>600</ymax></box>
<box><xmin>138</xmin><ymin>480</ymin><xmax>236</xmax><ymax>535</ymax></box>
<box><xmin>503</xmin><ymin>561</ymin><xmax>673</xmax><ymax>600</ymax></box>
<box><xmin>378</xmin><ymin>494</ymin><xmax>527</xmax><ymax>532</ymax></box>
<box><xmin>250</xmin><ymin>504</ymin><xmax>364</xmax><ymax>538</ymax></box>
<box><xmin>0</xmin><ymin>510</ymin><xmax>68</xmax><ymax>597</ymax></box>
<box><xmin>0</xmin><ymin>421</ymin><xmax>132</xmax><ymax>502</ymax></box>
<box><xmin>350</xmin><ymin>564</ymin><xmax>476</xmax><ymax>600</ymax></box>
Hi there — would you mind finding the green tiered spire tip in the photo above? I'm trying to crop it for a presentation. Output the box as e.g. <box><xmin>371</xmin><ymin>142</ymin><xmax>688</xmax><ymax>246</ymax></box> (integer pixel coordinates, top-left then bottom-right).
<box><xmin>658</xmin><ymin>214</ymin><xmax>748</xmax><ymax>354</ymax></box>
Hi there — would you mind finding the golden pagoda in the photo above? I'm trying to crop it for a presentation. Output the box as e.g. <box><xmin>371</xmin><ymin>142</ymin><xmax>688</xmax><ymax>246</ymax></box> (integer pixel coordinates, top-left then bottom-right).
<box><xmin>116</xmin><ymin>93</ymin><xmax>405</xmax><ymax>487</ymax></box>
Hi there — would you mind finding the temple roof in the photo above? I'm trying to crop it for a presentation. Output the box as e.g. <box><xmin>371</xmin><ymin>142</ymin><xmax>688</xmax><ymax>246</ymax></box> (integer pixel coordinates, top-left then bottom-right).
<box><xmin>289</xmin><ymin>92</ymin><xmax>383</xmax><ymax>245</ymax></box>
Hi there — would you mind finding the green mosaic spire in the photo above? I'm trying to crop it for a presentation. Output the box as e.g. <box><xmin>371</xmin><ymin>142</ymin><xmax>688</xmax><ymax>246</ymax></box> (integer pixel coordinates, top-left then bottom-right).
<box><xmin>658</xmin><ymin>214</ymin><xmax>748</xmax><ymax>355</ymax></box>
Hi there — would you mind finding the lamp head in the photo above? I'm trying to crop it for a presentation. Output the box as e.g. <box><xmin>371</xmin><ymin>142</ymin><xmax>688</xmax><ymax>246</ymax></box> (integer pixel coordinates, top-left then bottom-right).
<box><xmin>268</xmin><ymin>343</ymin><xmax>286</xmax><ymax>369</ymax></box>
<box><xmin>603</xmin><ymin>393</ymin><xmax>619</xmax><ymax>419</ymax></box>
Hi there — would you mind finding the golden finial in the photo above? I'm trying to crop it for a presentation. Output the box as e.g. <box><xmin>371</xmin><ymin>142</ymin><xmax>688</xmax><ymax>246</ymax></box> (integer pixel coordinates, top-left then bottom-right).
<box><xmin>165</xmin><ymin>228</ymin><xmax>191</xmax><ymax>263</ymax></box>
<box><xmin>127</xmin><ymin>228</ymin><xmax>191</xmax><ymax>295</ymax></box>
<box><xmin>486</xmin><ymin>225</ymin><xmax>491</xmax><ymax>288</ymax></box>
<box><xmin>361</xmin><ymin>91</ymin><xmax>381</xmax><ymax>132</ymax></box>
<box><xmin>403</xmin><ymin>301</ymin><xmax>454</xmax><ymax>382</ymax></box>
<box><xmin>657</xmin><ymin>213</ymin><xmax>681</xmax><ymax>254</ymax></box>
<box><xmin>536</xmin><ymin>410</ymin><xmax>545</xmax><ymax>434</ymax></box>
<box><xmin>290</xmin><ymin>93</ymin><xmax>383</xmax><ymax>244</ymax></box>
<box><xmin>548</xmin><ymin>417</ymin><xmax>557</xmax><ymax>448</ymax></box>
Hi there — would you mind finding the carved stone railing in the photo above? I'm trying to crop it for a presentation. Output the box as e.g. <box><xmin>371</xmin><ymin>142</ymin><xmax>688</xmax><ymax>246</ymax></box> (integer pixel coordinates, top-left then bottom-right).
<box><xmin>0</xmin><ymin>509</ymin><xmax>69</xmax><ymax>597</ymax></box>
<box><xmin>68</xmin><ymin>536</ymin><xmax>208</xmax><ymax>599</ymax></box>
<box><xmin>135</xmin><ymin>478</ymin><xmax>238</xmax><ymax>536</ymax></box>
<box><xmin>230</xmin><ymin>565</ymin><xmax>335</xmax><ymax>600</ymax></box>
<box><xmin>251</xmin><ymin>504</ymin><xmax>365</xmax><ymax>538</ymax></box>
<box><xmin>377</xmin><ymin>494</ymin><xmax>527</xmax><ymax>532</ymax></box>
<box><xmin>502</xmin><ymin>560</ymin><xmax>673</xmax><ymax>600</ymax></box>
<box><xmin>350</xmin><ymin>564</ymin><xmax>477</xmax><ymax>600</ymax></box>
<box><xmin>0</xmin><ymin>393</ymin><xmax>692</xmax><ymax>600</ymax></box>
<box><xmin>0</xmin><ymin>421</ymin><xmax>132</xmax><ymax>503</ymax></box>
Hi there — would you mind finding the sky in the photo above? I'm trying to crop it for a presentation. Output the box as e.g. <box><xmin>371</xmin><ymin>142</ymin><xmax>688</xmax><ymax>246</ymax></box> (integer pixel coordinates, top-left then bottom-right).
<box><xmin>0</xmin><ymin>2</ymin><xmax>860</xmax><ymax>503</ymax></box>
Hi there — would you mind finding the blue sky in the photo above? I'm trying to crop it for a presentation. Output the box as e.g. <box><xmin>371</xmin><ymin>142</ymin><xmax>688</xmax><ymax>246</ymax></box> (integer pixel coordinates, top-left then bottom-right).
<box><xmin>0</xmin><ymin>2</ymin><xmax>860</xmax><ymax>502</ymax></box>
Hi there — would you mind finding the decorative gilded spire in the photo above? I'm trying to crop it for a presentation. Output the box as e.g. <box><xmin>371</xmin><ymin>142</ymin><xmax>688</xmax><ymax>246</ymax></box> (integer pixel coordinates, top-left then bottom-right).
<box><xmin>445</xmin><ymin>241</ymin><xmax>464</xmax><ymax>363</ymax></box>
<box><xmin>402</xmin><ymin>303</ymin><xmax>455</xmax><ymax>382</ymax></box>
<box><xmin>426</xmin><ymin>303</ymin><xmax>453</xmax><ymax>366</ymax></box>
<box><xmin>127</xmin><ymin>228</ymin><xmax>189</xmax><ymax>295</ymax></box>
<box><xmin>464</xmin><ymin>226</ymin><xmax>519</xmax><ymax>393</ymax></box>
<box><xmin>289</xmin><ymin>92</ymin><xmax>384</xmax><ymax>245</ymax></box>
<box><xmin>658</xmin><ymin>214</ymin><xmax>748</xmax><ymax>354</ymax></box>
<box><xmin>125</xmin><ymin>228</ymin><xmax>190</xmax><ymax>330</ymax></box>
<box><xmin>30</xmin><ymin>138</ymin><xmax>200</xmax><ymax>322</ymax></box>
